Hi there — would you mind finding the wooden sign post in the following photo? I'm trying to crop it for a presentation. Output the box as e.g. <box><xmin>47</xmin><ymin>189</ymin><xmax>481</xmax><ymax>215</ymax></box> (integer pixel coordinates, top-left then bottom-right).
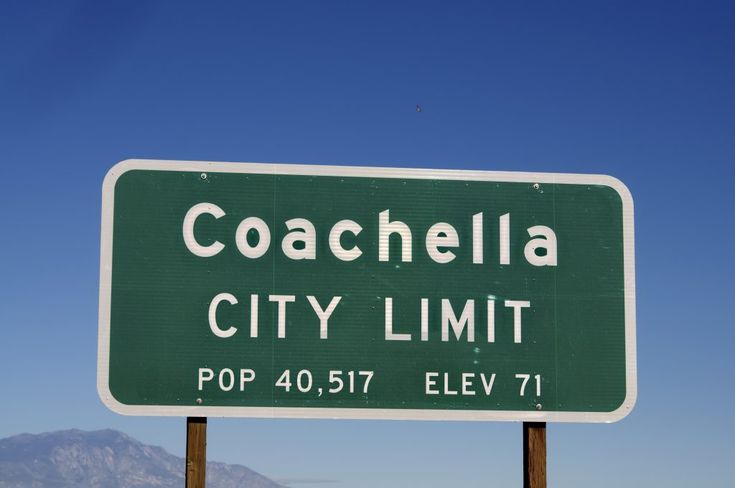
<box><xmin>185</xmin><ymin>417</ymin><xmax>207</xmax><ymax>488</ymax></box>
<box><xmin>523</xmin><ymin>422</ymin><xmax>546</xmax><ymax>488</ymax></box>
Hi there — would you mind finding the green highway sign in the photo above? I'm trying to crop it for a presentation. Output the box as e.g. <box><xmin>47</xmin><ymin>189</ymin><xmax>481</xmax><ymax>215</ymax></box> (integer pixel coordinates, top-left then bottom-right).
<box><xmin>98</xmin><ymin>159</ymin><xmax>636</xmax><ymax>422</ymax></box>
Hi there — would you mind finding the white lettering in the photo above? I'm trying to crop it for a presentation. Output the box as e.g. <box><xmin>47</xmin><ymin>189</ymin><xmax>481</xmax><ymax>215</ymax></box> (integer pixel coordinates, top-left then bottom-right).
<box><xmin>239</xmin><ymin>369</ymin><xmax>256</xmax><ymax>390</ymax></box>
<box><xmin>499</xmin><ymin>213</ymin><xmax>510</xmax><ymax>265</ymax></box>
<box><xmin>385</xmin><ymin>297</ymin><xmax>411</xmax><ymax>341</ymax></box>
<box><xmin>379</xmin><ymin>210</ymin><xmax>412</xmax><ymax>262</ymax></box>
<box><xmin>472</xmin><ymin>212</ymin><xmax>483</xmax><ymax>264</ymax></box>
<box><xmin>269</xmin><ymin>295</ymin><xmax>296</xmax><ymax>338</ymax></box>
<box><xmin>462</xmin><ymin>373</ymin><xmax>476</xmax><ymax>396</ymax></box>
<box><xmin>183</xmin><ymin>203</ymin><xmax>225</xmax><ymax>257</ymax></box>
<box><xmin>328</xmin><ymin>220</ymin><xmax>363</xmax><ymax>261</ymax></box>
<box><xmin>487</xmin><ymin>299</ymin><xmax>495</xmax><ymax>343</ymax></box>
<box><xmin>307</xmin><ymin>295</ymin><xmax>342</xmax><ymax>339</ymax></box>
<box><xmin>235</xmin><ymin>217</ymin><xmax>271</xmax><ymax>258</ymax></box>
<box><xmin>524</xmin><ymin>225</ymin><xmax>558</xmax><ymax>266</ymax></box>
<box><xmin>219</xmin><ymin>368</ymin><xmax>235</xmax><ymax>391</ymax></box>
<box><xmin>282</xmin><ymin>218</ymin><xmax>316</xmax><ymax>260</ymax></box>
<box><xmin>208</xmin><ymin>293</ymin><xmax>238</xmax><ymax>338</ymax></box>
<box><xmin>420</xmin><ymin>298</ymin><xmax>429</xmax><ymax>341</ymax></box>
<box><xmin>441</xmin><ymin>299</ymin><xmax>475</xmax><ymax>342</ymax></box>
<box><xmin>505</xmin><ymin>300</ymin><xmax>531</xmax><ymax>343</ymax></box>
<box><xmin>426</xmin><ymin>222</ymin><xmax>459</xmax><ymax>263</ymax></box>
<box><xmin>425</xmin><ymin>372</ymin><xmax>439</xmax><ymax>395</ymax></box>
<box><xmin>480</xmin><ymin>373</ymin><xmax>496</xmax><ymax>395</ymax></box>
<box><xmin>443</xmin><ymin>372</ymin><xmax>458</xmax><ymax>395</ymax></box>
<box><xmin>249</xmin><ymin>294</ymin><xmax>259</xmax><ymax>338</ymax></box>
<box><xmin>198</xmin><ymin>368</ymin><xmax>214</xmax><ymax>390</ymax></box>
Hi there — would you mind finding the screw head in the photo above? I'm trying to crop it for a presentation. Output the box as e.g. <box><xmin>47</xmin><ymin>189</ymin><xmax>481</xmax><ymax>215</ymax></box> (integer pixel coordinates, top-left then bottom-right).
<box><xmin>196</xmin><ymin>398</ymin><xmax>203</xmax><ymax>405</ymax></box>
<box><xmin>200</xmin><ymin>173</ymin><xmax>207</xmax><ymax>180</ymax></box>
<box><xmin>532</xmin><ymin>183</ymin><xmax>540</xmax><ymax>190</ymax></box>
<box><xmin>535</xmin><ymin>403</ymin><xmax>542</xmax><ymax>410</ymax></box>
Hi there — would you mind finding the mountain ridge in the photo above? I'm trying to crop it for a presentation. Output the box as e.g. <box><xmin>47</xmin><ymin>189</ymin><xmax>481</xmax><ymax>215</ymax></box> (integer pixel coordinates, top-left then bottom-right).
<box><xmin>0</xmin><ymin>429</ymin><xmax>285</xmax><ymax>488</ymax></box>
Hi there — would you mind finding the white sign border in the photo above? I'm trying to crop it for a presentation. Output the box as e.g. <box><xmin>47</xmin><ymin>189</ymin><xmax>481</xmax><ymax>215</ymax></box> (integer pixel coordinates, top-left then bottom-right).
<box><xmin>98</xmin><ymin>158</ymin><xmax>637</xmax><ymax>423</ymax></box>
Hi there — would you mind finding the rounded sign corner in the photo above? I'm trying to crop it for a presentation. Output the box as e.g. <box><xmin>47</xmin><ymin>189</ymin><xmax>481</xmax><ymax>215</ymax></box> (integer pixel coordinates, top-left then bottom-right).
<box><xmin>596</xmin><ymin>174</ymin><xmax>635</xmax><ymax>212</ymax></box>
<box><xmin>105</xmin><ymin>158</ymin><xmax>145</xmax><ymax>181</ymax></box>
<box><xmin>600</xmin><ymin>382</ymin><xmax>638</xmax><ymax>423</ymax></box>
<box><xmin>96</xmin><ymin>378</ymin><xmax>132</xmax><ymax>416</ymax></box>
<box><xmin>606</xmin><ymin>400</ymin><xmax>637</xmax><ymax>424</ymax></box>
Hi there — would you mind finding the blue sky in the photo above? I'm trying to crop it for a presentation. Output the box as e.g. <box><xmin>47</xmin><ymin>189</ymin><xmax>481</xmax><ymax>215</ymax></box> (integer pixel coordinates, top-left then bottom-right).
<box><xmin>1</xmin><ymin>0</ymin><xmax>733</xmax><ymax>486</ymax></box>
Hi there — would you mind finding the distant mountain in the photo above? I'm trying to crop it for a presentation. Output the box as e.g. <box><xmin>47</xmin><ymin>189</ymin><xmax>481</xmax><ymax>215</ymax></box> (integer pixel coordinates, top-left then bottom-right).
<box><xmin>0</xmin><ymin>429</ymin><xmax>285</xmax><ymax>488</ymax></box>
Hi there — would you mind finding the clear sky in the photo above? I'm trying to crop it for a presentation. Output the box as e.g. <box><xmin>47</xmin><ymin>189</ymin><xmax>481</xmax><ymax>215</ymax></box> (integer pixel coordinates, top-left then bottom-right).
<box><xmin>1</xmin><ymin>0</ymin><xmax>733</xmax><ymax>486</ymax></box>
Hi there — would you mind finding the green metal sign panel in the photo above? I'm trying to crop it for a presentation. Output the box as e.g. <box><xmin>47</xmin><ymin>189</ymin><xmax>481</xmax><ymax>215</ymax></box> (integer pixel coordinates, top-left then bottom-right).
<box><xmin>98</xmin><ymin>159</ymin><xmax>636</xmax><ymax>422</ymax></box>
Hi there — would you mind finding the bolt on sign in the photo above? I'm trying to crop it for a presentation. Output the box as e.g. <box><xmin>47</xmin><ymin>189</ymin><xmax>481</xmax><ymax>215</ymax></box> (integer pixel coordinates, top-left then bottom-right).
<box><xmin>98</xmin><ymin>159</ymin><xmax>636</xmax><ymax>422</ymax></box>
